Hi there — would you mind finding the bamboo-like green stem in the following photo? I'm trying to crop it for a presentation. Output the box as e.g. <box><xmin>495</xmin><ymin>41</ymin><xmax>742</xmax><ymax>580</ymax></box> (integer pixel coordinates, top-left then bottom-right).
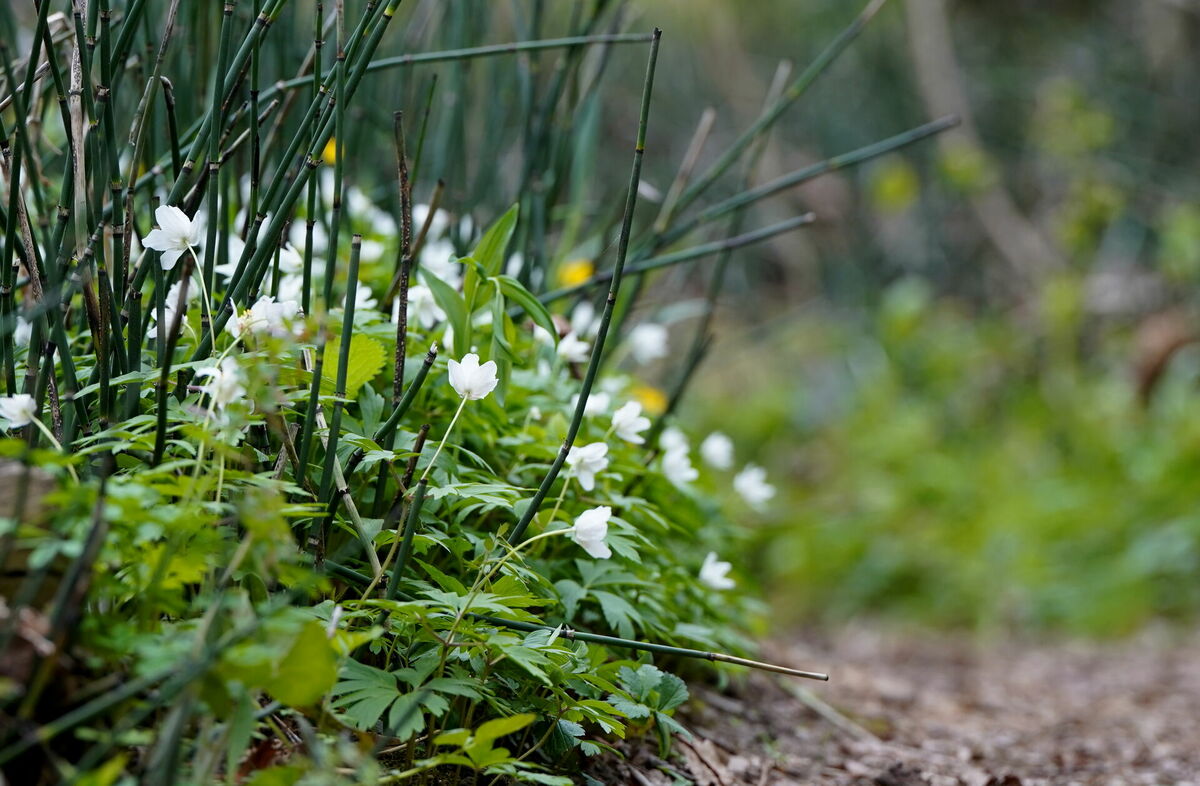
<box><xmin>317</xmin><ymin>235</ymin><xmax>362</xmax><ymax>510</ymax></box>
<box><xmin>670</xmin><ymin>0</ymin><xmax>890</xmax><ymax>219</ymax></box>
<box><xmin>538</xmin><ymin>213</ymin><xmax>816</xmax><ymax>304</ymax></box>
<box><xmin>343</xmin><ymin>343</ymin><xmax>436</xmax><ymax>479</ymax></box>
<box><xmin>660</xmin><ymin>115</ymin><xmax>959</xmax><ymax>249</ymax></box>
<box><xmin>392</xmin><ymin>111</ymin><xmax>412</xmax><ymax>403</ymax></box>
<box><xmin>511</xmin><ymin>27</ymin><xmax>659</xmax><ymax>544</ymax></box>
<box><xmin>473</xmin><ymin>616</ymin><xmax>830</xmax><ymax>681</ymax></box>
<box><xmin>385</xmin><ymin>478</ymin><xmax>428</xmax><ymax>600</ymax></box>
<box><xmin>652</xmin><ymin>61</ymin><xmax>794</xmax><ymax>443</ymax></box>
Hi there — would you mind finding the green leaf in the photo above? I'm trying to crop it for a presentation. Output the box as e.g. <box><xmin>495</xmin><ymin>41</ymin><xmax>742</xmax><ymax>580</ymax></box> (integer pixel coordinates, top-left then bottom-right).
<box><xmin>330</xmin><ymin>660</ymin><xmax>400</xmax><ymax>730</ymax></box>
<box><xmin>497</xmin><ymin>274</ymin><xmax>556</xmax><ymax>339</ymax></box>
<box><xmin>606</xmin><ymin>696</ymin><xmax>651</xmax><ymax>720</ymax></box>
<box><xmin>263</xmin><ymin>623</ymin><xmax>338</xmax><ymax>707</ymax></box>
<box><xmin>474</xmin><ymin>713</ymin><xmax>536</xmax><ymax>744</ymax></box>
<box><xmin>321</xmin><ymin>333</ymin><xmax>387</xmax><ymax>399</ymax></box>
<box><xmin>387</xmin><ymin>693</ymin><xmax>427</xmax><ymax>740</ymax></box>
<box><xmin>619</xmin><ymin>664</ymin><xmax>664</xmax><ymax>702</ymax></box>
<box><xmin>554</xmin><ymin>579</ymin><xmax>586</xmax><ymax>619</ymax></box>
<box><xmin>473</xmin><ymin>204</ymin><xmax>519</xmax><ymax>276</ymax></box>
<box><xmin>654</xmin><ymin>672</ymin><xmax>689</xmax><ymax>712</ymax></box>
<box><xmin>593</xmin><ymin>591</ymin><xmax>639</xmax><ymax>639</ymax></box>
<box><xmin>423</xmin><ymin>269</ymin><xmax>469</xmax><ymax>357</ymax></box>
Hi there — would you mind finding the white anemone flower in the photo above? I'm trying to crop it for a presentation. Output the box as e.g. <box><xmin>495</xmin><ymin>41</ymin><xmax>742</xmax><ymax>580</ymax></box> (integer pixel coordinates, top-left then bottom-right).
<box><xmin>571</xmin><ymin>301</ymin><xmax>600</xmax><ymax>338</ymax></box>
<box><xmin>557</xmin><ymin>332</ymin><xmax>590</xmax><ymax>363</ymax></box>
<box><xmin>611</xmin><ymin>401</ymin><xmax>650</xmax><ymax>444</ymax></box>
<box><xmin>699</xmin><ymin>552</ymin><xmax>735</xmax><ymax>590</ymax></box>
<box><xmin>413</xmin><ymin>203</ymin><xmax>450</xmax><ymax>238</ymax></box>
<box><xmin>627</xmin><ymin>323</ymin><xmax>668</xmax><ymax>364</ymax></box>
<box><xmin>0</xmin><ymin>394</ymin><xmax>38</xmax><ymax>429</ymax></box>
<box><xmin>700</xmin><ymin>432</ymin><xmax>734</xmax><ymax>470</ymax></box>
<box><xmin>393</xmin><ymin>284</ymin><xmax>446</xmax><ymax>330</ymax></box>
<box><xmin>351</xmin><ymin>286</ymin><xmax>378</xmax><ymax>313</ymax></box>
<box><xmin>570</xmin><ymin>506</ymin><xmax>613</xmax><ymax>559</ymax></box>
<box><xmin>227</xmin><ymin>295</ymin><xmax>300</xmax><ymax>339</ymax></box>
<box><xmin>275</xmin><ymin>242</ymin><xmax>304</xmax><ymax>275</ymax></box>
<box><xmin>659</xmin><ymin>426</ymin><xmax>689</xmax><ymax>454</ymax></box>
<box><xmin>195</xmin><ymin>357</ymin><xmax>246</xmax><ymax>410</ymax></box>
<box><xmin>143</xmin><ymin>205</ymin><xmax>202</xmax><ymax>271</ymax></box>
<box><xmin>566</xmin><ymin>442</ymin><xmax>608</xmax><ymax>491</ymax></box>
<box><xmin>275</xmin><ymin>273</ymin><xmax>306</xmax><ymax>306</ymax></box>
<box><xmin>420</xmin><ymin>240</ymin><xmax>463</xmax><ymax>287</ymax></box>
<box><xmin>447</xmin><ymin>353</ymin><xmax>498</xmax><ymax>400</ymax></box>
<box><xmin>13</xmin><ymin>316</ymin><xmax>32</xmax><ymax>348</ymax></box>
<box><xmin>661</xmin><ymin>448</ymin><xmax>698</xmax><ymax>488</ymax></box>
<box><xmin>149</xmin><ymin>281</ymin><xmax>195</xmax><ymax>333</ymax></box>
<box><xmin>571</xmin><ymin>392</ymin><xmax>610</xmax><ymax>417</ymax></box>
<box><xmin>733</xmin><ymin>463</ymin><xmax>776</xmax><ymax>511</ymax></box>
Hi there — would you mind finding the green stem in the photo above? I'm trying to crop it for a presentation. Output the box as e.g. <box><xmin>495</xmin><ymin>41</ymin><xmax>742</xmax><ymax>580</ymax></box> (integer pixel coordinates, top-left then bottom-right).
<box><xmin>509</xmin><ymin>28</ymin><xmax>662</xmax><ymax>543</ymax></box>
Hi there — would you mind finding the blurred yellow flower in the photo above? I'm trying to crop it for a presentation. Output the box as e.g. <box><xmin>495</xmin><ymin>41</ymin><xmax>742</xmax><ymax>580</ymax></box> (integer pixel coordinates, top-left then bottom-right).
<box><xmin>557</xmin><ymin>259</ymin><xmax>594</xmax><ymax>287</ymax></box>
<box><xmin>322</xmin><ymin>137</ymin><xmax>338</xmax><ymax>165</ymax></box>
<box><xmin>631</xmin><ymin>384</ymin><xmax>667</xmax><ymax>415</ymax></box>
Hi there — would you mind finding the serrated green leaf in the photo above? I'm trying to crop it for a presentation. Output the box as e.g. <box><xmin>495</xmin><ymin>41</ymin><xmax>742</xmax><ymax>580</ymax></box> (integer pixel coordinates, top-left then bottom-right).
<box><xmin>321</xmin><ymin>333</ymin><xmax>386</xmax><ymax>399</ymax></box>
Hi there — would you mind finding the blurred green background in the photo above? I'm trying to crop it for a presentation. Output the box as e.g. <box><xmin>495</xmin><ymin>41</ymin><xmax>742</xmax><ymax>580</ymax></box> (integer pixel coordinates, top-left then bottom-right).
<box><xmin>624</xmin><ymin>0</ymin><xmax>1200</xmax><ymax>635</ymax></box>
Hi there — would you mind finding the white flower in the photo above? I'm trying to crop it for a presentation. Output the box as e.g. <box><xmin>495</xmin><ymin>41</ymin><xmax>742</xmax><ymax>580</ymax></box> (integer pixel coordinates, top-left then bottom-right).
<box><xmin>227</xmin><ymin>295</ymin><xmax>300</xmax><ymax>340</ymax></box>
<box><xmin>447</xmin><ymin>352</ymin><xmax>498</xmax><ymax>400</ymax></box>
<box><xmin>660</xmin><ymin>426</ymin><xmax>689</xmax><ymax>454</ymax></box>
<box><xmin>212</xmin><ymin>236</ymin><xmax>245</xmax><ymax>281</ymax></box>
<box><xmin>528</xmin><ymin>405</ymin><xmax>542</xmax><ymax>421</ymax></box>
<box><xmin>700</xmin><ymin>432</ymin><xmax>734</xmax><ymax>470</ymax></box>
<box><xmin>420</xmin><ymin>240</ymin><xmax>462</xmax><ymax>287</ymax></box>
<box><xmin>566</xmin><ymin>442</ymin><xmax>608</xmax><ymax>491</ymax></box>
<box><xmin>505</xmin><ymin>252</ymin><xmax>524</xmax><ymax>278</ymax></box>
<box><xmin>611</xmin><ymin>402</ymin><xmax>650</xmax><ymax>444</ymax></box>
<box><xmin>413</xmin><ymin>203</ymin><xmax>450</xmax><ymax>238</ymax></box>
<box><xmin>733</xmin><ymin>463</ymin><xmax>776</xmax><ymax>511</ymax></box>
<box><xmin>149</xmin><ymin>280</ymin><xmax>195</xmax><ymax>333</ymax></box>
<box><xmin>360</xmin><ymin>238</ymin><xmax>386</xmax><ymax>264</ymax></box>
<box><xmin>0</xmin><ymin>394</ymin><xmax>38</xmax><ymax>429</ymax></box>
<box><xmin>275</xmin><ymin>242</ymin><xmax>304</xmax><ymax>275</ymax></box>
<box><xmin>351</xmin><ymin>286</ymin><xmax>378</xmax><ymax>312</ymax></box>
<box><xmin>661</xmin><ymin>448</ymin><xmax>698</xmax><ymax>488</ymax></box>
<box><xmin>275</xmin><ymin>273</ymin><xmax>306</xmax><ymax>305</ymax></box>
<box><xmin>699</xmin><ymin>552</ymin><xmax>735</xmax><ymax>590</ymax></box>
<box><xmin>557</xmin><ymin>332</ymin><xmax>590</xmax><ymax>363</ymax></box>
<box><xmin>195</xmin><ymin>357</ymin><xmax>246</xmax><ymax>410</ymax></box>
<box><xmin>393</xmin><ymin>284</ymin><xmax>446</xmax><ymax>330</ymax></box>
<box><xmin>14</xmin><ymin>316</ymin><xmax>32</xmax><ymax>348</ymax></box>
<box><xmin>571</xmin><ymin>392</ymin><xmax>610</xmax><ymax>417</ymax></box>
<box><xmin>143</xmin><ymin>205</ymin><xmax>201</xmax><ymax>271</ymax></box>
<box><xmin>627</xmin><ymin>323</ymin><xmax>668</xmax><ymax>364</ymax></box>
<box><xmin>571</xmin><ymin>301</ymin><xmax>600</xmax><ymax>338</ymax></box>
<box><xmin>570</xmin><ymin>506</ymin><xmax>612</xmax><ymax>559</ymax></box>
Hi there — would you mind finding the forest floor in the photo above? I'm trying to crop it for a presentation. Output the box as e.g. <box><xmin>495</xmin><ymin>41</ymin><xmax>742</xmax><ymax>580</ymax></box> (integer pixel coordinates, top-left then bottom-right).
<box><xmin>590</xmin><ymin>624</ymin><xmax>1200</xmax><ymax>785</ymax></box>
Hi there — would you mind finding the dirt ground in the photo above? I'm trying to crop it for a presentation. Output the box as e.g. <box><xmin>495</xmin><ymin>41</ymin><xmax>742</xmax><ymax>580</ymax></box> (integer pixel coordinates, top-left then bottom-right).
<box><xmin>591</xmin><ymin>625</ymin><xmax>1200</xmax><ymax>785</ymax></box>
